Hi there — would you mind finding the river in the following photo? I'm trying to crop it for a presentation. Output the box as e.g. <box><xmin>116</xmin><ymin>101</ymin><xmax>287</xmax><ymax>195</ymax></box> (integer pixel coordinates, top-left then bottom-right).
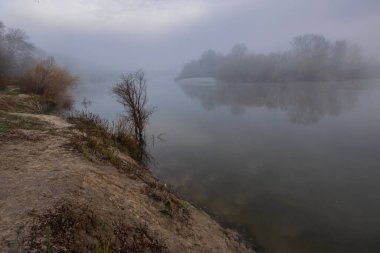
<box><xmin>75</xmin><ymin>75</ymin><xmax>380</xmax><ymax>253</ymax></box>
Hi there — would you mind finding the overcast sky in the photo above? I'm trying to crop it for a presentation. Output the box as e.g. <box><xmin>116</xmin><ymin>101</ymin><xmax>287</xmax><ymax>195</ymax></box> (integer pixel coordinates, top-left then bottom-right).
<box><xmin>1</xmin><ymin>0</ymin><xmax>379</xmax><ymax>74</ymax></box>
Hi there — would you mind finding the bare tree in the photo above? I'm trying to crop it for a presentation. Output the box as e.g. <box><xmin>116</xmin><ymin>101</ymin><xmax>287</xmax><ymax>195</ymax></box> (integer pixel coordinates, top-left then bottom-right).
<box><xmin>0</xmin><ymin>22</ymin><xmax>36</xmax><ymax>82</ymax></box>
<box><xmin>112</xmin><ymin>70</ymin><xmax>154</xmax><ymax>163</ymax></box>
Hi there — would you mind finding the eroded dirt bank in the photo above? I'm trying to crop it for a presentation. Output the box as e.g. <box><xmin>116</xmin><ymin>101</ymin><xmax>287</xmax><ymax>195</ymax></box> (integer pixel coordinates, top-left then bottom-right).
<box><xmin>0</xmin><ymin>98</ymin><xmax>255</xmax><ymax>252</ymax></box>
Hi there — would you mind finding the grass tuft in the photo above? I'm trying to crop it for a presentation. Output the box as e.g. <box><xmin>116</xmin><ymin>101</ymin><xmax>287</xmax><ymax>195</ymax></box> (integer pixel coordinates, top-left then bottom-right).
<box><xmin>0</xmin><ymin>86</ymin><xmax>20</xmax><ymax>95</ymax></box>
<box><xmin>26</xmin><ymin>202</ymin><xmax>169</xmax><ymax>253</ymax></box>
<box><xmin>145</xmin><ymin>180</ymin><xmax>191</xmax><ymax>223</ymax></box>
<box><xmin>67</xmin><ymin>111</ymin><xmax>141</xmax><ymax>176</ymax></box>
<box><xmin>0</xmin><ymin>112</ymin><xmax>47</xmax><ymax>134</ymax></box>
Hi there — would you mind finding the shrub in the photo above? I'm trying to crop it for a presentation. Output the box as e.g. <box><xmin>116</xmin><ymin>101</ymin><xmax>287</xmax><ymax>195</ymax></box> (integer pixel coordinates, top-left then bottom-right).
<box><xmin>111</xmin><ymin>116</ymin><xmax>140</xmax><ymax>159</ymax></box>
<box><xmin>67</xmin><ymin>111</ymin><xmax>142</xmax><ymax>165</ymax></box>
<box><xmin>17</xmin><ymin>57</ymin><xmax>77</xmax><ymax>110</ymax></box>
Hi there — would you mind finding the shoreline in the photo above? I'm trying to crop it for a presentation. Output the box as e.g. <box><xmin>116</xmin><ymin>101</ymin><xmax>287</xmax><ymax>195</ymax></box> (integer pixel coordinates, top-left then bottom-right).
<box><xmin>0</xmin><ymin>92</ymin><xmax>255</xmax><ymax>252</ymax></box>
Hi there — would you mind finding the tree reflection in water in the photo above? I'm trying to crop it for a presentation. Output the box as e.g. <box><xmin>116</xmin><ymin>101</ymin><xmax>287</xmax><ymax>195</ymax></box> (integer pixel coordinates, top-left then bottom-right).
<box><xmin>179</xmin><ymin>78</ymin><xmax>368</xmax><ymax>124</ymax></box>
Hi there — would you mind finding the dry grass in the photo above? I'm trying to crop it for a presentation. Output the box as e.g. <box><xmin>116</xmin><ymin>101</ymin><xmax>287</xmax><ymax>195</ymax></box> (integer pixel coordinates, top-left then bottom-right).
<box><xmin>0</xmin><ymin>92</ymin><xmax>48</xmax><ymax>113</ymax></box>
<box><xmin>16</xmin><ymin>57</ymin><xmax>77</xmax><ymax>111</ymax></box>
<box><xmin>26</xmin><ymin>201</ymin><xmax>169</xmax><ymax>253</ymax></box>
<box><xmin>114</xmin><ymin>222</ymin><xmax>169</xmax><ymax>253</ymax></box>
<box><xmin>144</xmin><ymin>180</ymin><xmax>191</xmax><ymax>223</ymax></box>
<box><xmin>67</xmin><ymin>111</ymin><xmax>141</xmax><ymax>166</ymax></box>
<box><xmin>0</xmin><ymin>79</ymin><xmax>7</xmax><ymax>90</ymax></box>
<box><xmin>67</xmin><ymin>111</ymin><xmax>191</xmax><ymax>223</ymax></box>
<box><xmin>0</xmin><ymin>111</ymin><xmax>47</xmax><ymax>134</ymax></box>
<box><xmin>0</xmin><ymin>86</ymin><xmax>20</xmax><ymax>95</ymax></box>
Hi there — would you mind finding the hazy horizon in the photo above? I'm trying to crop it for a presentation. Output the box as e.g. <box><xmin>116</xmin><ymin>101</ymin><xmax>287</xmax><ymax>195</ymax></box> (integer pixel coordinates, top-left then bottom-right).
<box><xmin>1</xmin><ymin>0</ymin><xmax>379</xmax><ymax>75</ymax></box>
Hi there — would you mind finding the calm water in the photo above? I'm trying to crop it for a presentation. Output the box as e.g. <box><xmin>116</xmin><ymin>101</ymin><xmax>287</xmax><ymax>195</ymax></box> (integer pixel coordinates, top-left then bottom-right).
<box><xmin>75</xmin><ymin>76</ymin><xmax>380</xmax><ymax>253</ymax></box>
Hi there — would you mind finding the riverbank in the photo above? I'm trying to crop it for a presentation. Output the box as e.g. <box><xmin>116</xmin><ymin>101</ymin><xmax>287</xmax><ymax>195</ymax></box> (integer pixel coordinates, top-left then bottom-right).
<box><xmin>0</xmin><ymin>90</ymin><xmax>255</xmax><ymax>252</ymax></box>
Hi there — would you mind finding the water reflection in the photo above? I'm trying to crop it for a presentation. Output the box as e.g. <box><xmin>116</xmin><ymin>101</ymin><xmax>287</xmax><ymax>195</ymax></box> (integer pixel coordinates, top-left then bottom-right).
<box><xmin>73</xmin><ymin>75</ymin><xmax>380</xmax><ymax>253</ymax></box>
<box><xmin>150</xmin><ymin>77</ymin><xmax>380</xmax><ymax>253</ymax></box>
<box><xmin>179</xmin><ymin>78</ymin><xmax>365</xmax><ymax>124</ymax></box>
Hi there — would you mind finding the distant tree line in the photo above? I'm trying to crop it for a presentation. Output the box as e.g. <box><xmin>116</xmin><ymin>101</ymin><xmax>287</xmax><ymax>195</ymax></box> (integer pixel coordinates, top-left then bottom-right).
<box><xmin>0</xmin><ymin>21</ymin><xmax>76</xmax><ymax>110</ymax></box>
<box><xmin>177</xmin><ymin>34</ymin><xmax>379</xmax><ymax>82</ymax></box>
<box><xmin>0</xmin><ymin>21</ymin><xmax>36</xmax><ymax>82</ymax></box>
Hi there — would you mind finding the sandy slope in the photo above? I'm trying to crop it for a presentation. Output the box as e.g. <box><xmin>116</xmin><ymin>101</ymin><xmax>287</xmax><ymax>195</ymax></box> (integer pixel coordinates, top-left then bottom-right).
<box><xmin>0</xmin><ymin>112</ymin><xmax>254</xmax><ymax>253</ymax></box>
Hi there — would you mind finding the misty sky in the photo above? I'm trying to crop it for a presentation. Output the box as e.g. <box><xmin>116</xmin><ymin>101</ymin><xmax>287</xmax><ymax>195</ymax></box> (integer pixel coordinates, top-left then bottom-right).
<box><xmin>1</xmin><ymin>0</ymin><xmax>379</xmax><ymax>73</ymax></box>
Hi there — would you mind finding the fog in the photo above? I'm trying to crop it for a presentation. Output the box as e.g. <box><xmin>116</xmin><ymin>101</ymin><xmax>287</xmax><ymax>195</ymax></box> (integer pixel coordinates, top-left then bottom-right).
<box><xmin>177</xmin><ymin>35</ymin><xmax>380</xmax><ymax>82</ymax></box>
<box><xmin>1</xmin><ymin>0</ymin><xmax>379</xmax><ymax>75</ymax></box>
<box><xmin>2</xmin><ymin>2</ymin><xmax>380</xmax><ymax>253</ymax></box>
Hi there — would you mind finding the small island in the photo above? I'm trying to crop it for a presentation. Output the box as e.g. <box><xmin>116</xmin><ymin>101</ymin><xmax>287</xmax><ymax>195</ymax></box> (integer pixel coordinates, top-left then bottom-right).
<box><xmin>177</xmin><ymin>34</ymin><xmax>379</xmax><ymax>82</ymax></box>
